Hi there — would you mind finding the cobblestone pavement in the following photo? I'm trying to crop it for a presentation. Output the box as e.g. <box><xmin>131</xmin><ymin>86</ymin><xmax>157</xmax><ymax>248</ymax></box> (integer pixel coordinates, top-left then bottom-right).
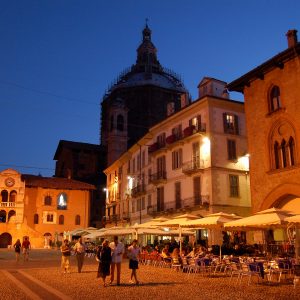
<box><xmin>0</xmin><ymin>249</ymin><xmax>299</xmax><ymax>300</ymax></box>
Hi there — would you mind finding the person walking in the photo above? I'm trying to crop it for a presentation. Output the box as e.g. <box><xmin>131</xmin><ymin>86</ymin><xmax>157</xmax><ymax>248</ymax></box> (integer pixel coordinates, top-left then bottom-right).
<box><xmin>73</xmin><ymin>237</ymin><xmax>86</xmax><ymax>273</ymax></box>
<box><xmin>22</xmin><ymin>237</ymin><xmax>31</xmax><ymax>261</ymax></box>
<box><xmin>60</xmin><ymin>239</ymin><xmax>71</xmax><ymax>273</ymax></box>
<box><xmin>13</xmin><ymin>239</ymin><xmax>21</xmax><ymax>262</ymax></box>
<box><xmin>127</xmin><ymin>239</ymin><xmax>140</xmax><ymax>285</ymax></box>
<box><xmin>96</xmin><ymin>240</ymin><xmax>112</xmax><ymax>287</ymax></box>
<box><xmin>109</xmin><ymin>236</ymin><xmax>124</xmax><ymax>286</ymax></box>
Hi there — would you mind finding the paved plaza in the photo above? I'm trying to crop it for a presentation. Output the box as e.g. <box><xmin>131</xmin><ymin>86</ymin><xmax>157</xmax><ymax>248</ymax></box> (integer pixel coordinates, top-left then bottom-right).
<box><xmin>0</xmin><ymin>249</ymin><xmax>299</xmax><ymax>300</ymax></box>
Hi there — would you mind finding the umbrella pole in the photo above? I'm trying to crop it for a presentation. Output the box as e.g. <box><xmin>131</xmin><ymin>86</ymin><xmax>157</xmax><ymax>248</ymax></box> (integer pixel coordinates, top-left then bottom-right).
<box><xmin>179</xmin><ymin>226</ymin><xmax>182</xmax><ymax>256</ymax></box>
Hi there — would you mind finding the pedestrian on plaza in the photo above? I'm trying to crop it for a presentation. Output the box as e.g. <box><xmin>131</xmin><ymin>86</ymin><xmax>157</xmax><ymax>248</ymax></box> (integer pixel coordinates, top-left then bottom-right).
<box><xmin>60</xmin><ymin>239</ymin><xmax>71</xmax><ymax>274</ymax></box>
<box><xmin>13</xmin><ymin>239</ymin><xmax>21</xmax><ymax>262</ymax></box>
<box><xmin>96</xmin><ymin>239</ymin><xmax>112</xmax><ymax>287</ymax></box>
<box><xmin>22</xmin><ymin>237</ymin><xmax>31</xmax><ymax>261</ymax></box>
<box><xmin>73</xmin><ymin>237</ymin><xmax>86</xmax><ymax>273</ymax></box>
<box><xmin>127</xmin><ymin>239</ymin><xmax>140</xmax><ymax>285</ymax></box>
<box><xmin>109</xmin><ymin>236</ymin><xmax>124</xmax><ymax>286</ymax></box>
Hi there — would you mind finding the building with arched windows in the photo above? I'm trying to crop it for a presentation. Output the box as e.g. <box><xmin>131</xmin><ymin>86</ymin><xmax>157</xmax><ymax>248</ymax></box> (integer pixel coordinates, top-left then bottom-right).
<box><xmin>0</xmin><ymin>168</ymin><xmax>94</xmax><ymax>248</ymax></box>
<box><xmin>228</xmin><ymin>29</ymin><xmax>300</xmax><ymax>215</ymax></box>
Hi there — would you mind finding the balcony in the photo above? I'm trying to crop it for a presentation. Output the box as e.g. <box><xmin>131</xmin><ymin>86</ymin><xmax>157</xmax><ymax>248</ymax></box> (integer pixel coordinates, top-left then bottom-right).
<box><xmin>166</xmin><ymin>133</ymin><xmax>183</xmax><ymax>145</ymax></box>
<box><xmin>147</xmin><ymin>195</ymin><xmax>209</xmax><ymax>216</ymax></box>
<box><xmin>0</xmin><ymin>202</ymin><xmax>17</xmax><ymax>208</ymax></box>
<box><xmin>182</xmin><ymin>159</ymin><xmax>205</xmax><ymax>175</ymax></box>
<box><xmin>149</xmin><ymin>171</ymin><xmax>167</xmax><ymax>185</ymax></box>
<box><xmin>148</xmin><ymin>141</ymin><xmax>166</xmax><ymax>154</ymax></box>
<box><xmin>183</xmin><ymin>123</ymin><xmax>206</xmax><ymax>138</ymax></box>
<box><xmin>104</xmin><ymin>214</ymin><xmax>120</xmax><ymax>224</ymax></box>
<box><xmin>131</xmin><ymin>184</ymin><xmax>146</xmax><ymax>198</ymax></box>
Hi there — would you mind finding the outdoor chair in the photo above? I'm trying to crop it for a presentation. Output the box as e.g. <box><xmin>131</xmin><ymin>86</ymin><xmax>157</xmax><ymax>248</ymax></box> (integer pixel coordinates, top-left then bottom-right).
<box><xmin>238</xmin><ymin>263</ymin><xmax>261</xmax><ymax>285</ymax></box>
<box><xmin>171</xmin><ymin>257</ymin><xmax>181</xmax><ymax>271</ymax></box>
<box><xmin>181</xmin><ymin>257</ymin><xmax>189</xmax><ymax>273</ymax></box>
<box><xmin>293</xmin><ymin>264</ymin><xmax>300</xmax><ymax>289</ymax></box>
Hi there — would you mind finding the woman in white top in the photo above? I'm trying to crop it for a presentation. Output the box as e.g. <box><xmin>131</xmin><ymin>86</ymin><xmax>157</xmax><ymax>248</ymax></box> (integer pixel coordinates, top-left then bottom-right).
<box><xmin>127</xmin><ymin>239</ymin><xmax>140</xmax><ymax>285</ymax></box>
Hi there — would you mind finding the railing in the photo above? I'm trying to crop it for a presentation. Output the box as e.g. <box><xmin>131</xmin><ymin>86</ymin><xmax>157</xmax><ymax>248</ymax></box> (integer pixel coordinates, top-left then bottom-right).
<box><xmin>149</xmin><ymin>171</ymin><xmax>167</xmax><ymax>184</ymax></box>
<box><xmin>147</xmin><ymin>195</ymin><xmax>209</xmax><ymax>216</ymax></box>
<box><xmin>182</xmin><ymin>159</ymin><xmax>205</xmax><ymax>174</ymax></box>
<box><xmin>183</xmin><ymin>123</ymin><xmax>206</xmax><ymax>138</ymax></box>
<box><xmin>166</xmin><ymin>133</ymin><xmax>182</xmax><ymax>144</ymax></box>
<box><xmin>131</xmin><ymin>184</ymin><xmax>146</xmax><ymax>197</ymax></box>
<box><xmin>0</xmin><ymin>202</ymin><xmax>16</xmax><ymax>208</ymax></box>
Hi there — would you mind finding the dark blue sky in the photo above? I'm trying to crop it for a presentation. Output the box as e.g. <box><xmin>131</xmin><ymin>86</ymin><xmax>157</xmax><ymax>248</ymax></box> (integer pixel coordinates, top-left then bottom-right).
<box><xmin>1</xmin><ymin>0</ymin><xmax>300</xmax><ymax>176</ymax></box>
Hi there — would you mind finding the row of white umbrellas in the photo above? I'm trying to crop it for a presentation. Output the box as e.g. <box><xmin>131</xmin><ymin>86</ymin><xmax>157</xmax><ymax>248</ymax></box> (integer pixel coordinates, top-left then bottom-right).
<box><xmin>69</xmin><ymin>208</ymin><xmax>300</xmax><ymax>242</ymax></box>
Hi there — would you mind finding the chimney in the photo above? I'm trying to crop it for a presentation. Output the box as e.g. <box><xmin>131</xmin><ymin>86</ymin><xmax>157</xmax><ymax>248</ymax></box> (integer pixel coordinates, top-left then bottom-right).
<box><xmin>286</xmin><ymin>29</ymin><xmax>298</xmax><ymax>48</ymax></box>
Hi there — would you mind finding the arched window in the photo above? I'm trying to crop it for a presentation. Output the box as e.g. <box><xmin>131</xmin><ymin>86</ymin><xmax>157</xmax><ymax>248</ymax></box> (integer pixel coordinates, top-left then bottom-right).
<box><xmin>59</xmin><ymin>215</ymin><xmax>64</xmax><ymax>225</ymax></box>
<box><xmin>281</xmin><ymin>139</ymin><xmax>287</xmax><ymax>168</ymax></box>
<box><xmin>1</xmin><ymin>190</ymin><xmax>8</xmax><ymax>202</ymax></box>
<box><xmin>44</xmin><ymin>196</ymin><xmax>52</xmax><ymax>206</ymax></box>
<box><xmin>75</xmin><ymin>215</ymin><xmax>80</xmax><ymax>225</ymax></box>
<box><xmin>117</xmin><ymin>114</ymin><xmax>124</xmax><ymax>131</ymax></box>
<box><xmin>269</xmin><ymin>86</ymin><xmax>281</xmax><ymax>112</ymax></box>
<box><xmin>57</xmin><ymin>193</ymin><xmax>67</xmax><ymax>210</ymax></box>
<box><xmin>8</xmin><ymin>210</ymin><xmax>16</xmax><ymax>222</ymax></box>
<box><xmin>274</xmin><ymin>141</ymin><xmax>280</xmax><ymax>169</ymax></box>
<box><xmin>9</xmin><ymin>191</ymin><xmax>17</xmax><ymax>202</ymax></box>
<box><xmin>0</xmin><ymin>210</ymin><xmax>6</xmax><ymax>223</ymax></box>
<box><xmin>110</xmin><ymin>115</ymin><xmax>114</xmax><ymax>131</ymax></box>
<box><xmin>288</xmin><ymin>137</ymin><xmax>295</xmax><ymax>166</ymax></box>
<box><xmin>34</xmin><ymin>213</ymin><xmax>39</xmax><ymax>224</ymax></box>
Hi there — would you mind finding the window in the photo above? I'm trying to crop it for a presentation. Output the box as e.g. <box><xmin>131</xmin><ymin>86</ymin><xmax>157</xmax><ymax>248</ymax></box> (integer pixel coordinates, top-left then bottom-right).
<box><xmin>227</xmin><ymin>140</ymin><xmax>237</xmax><ymax>160</ymax></box>
<box><xmin>47</xmin><ymin>214</ymin><xmax>54</xmax><ymax>222</ymax></box>
<box><xmin>273</xmin><ymin>137</ymin><xmax>296</xmax><ymax>169</ymax></box>
<box><xmin>9</xmin><ymin>191</ymin><xmax>17</xmax><ymax>202</ymax></box>
<box><xmin>148</xmin><ymin>168</ymin><xmax>152</xmax><ymax>184</ymax></box>
<box><xmin>172</xmin><ymin>124</ymin><xmax>182</xmax><ymax>140</ymax></box>
<box><xmin>157</xmin><ymin>133</ymin><xmax>166</xmax><ymax>147</ymax></box>
<box><xmin>229</xmin><ymin>175</ymin><xmax>239</xmax><ymax>197</ymax></box>
<box><xmin>147</xmin><ymin>194</ymin><xmax>152</xmax><ymax>207</ymax></box>
<box><xmin>193</xmin><ymin>176</ymin><xmax>201</xmax><ymax>205</ymax></box>
<box><xmin>1</xmin><ymin>190</ymin><xmax>8</xmax><ymax>202</ymax></box>
<box><xmin>142</xmin><ymin>151</ymin><xmax>145</xmax><ymax>168</ymax></box>
<box><xmin>34</xmin><ymin>214</ymin><xmax>39</xmax><ymax>224</ymax></box>
<box><xmin>157</xmin><ymin>187</ymin><xmax>164</xmax><ymax>212</ymax></box>
<box><xmin>75</xmin><ymin>215</ymin><xmax>81</xmax><ymax>225</ymax></box>
<box><xmin>137</xmin><ymin>198</ymin><xmax>141</xmax><ymax>211</ymax></box>
<box><xmin>57</xmin><ymin>193</ymin><xmax>67</xmax><ymax>210</ymax></box>
<box><xmin>223</xmin><ymin>113</ymin><xmax>239</xmax><ymax>135</ymax></box>
<box><xmin>44</xmin><ymin>196</ymin><xmax>52</xmax><ymax>206</ymax></box>
<box><xmin>137</xmin><ymin>154</ymin><xmax>141</xmax><ymax>171</ymax></box>
<box><xmin>132</xmin><ymin>200</ymin><xmax>135</xmax><ymax>213</ymax></box>
<box><xmin>117</xmin><ymin>114</ymin><xmax>124</xmax><ymax>131</ymax></box>
<box><xmin>59</xmin><ymin>215</ymin><xmax>64</xmax><ymax>225</ymax></box>
<box><xmin>175</xmin><ymin>182</ymin><xmax>181</xmax><ymax>209</ymax></box>
<box><xmin>157</xmin><ymin>156</ymin><xmax>166</xmax><ymax>177</ymax></box>
<box><xmin>128</xmin><ymin>160</ymin><xmax>131</xmax><ymax>174</ymax></box>
<box><xmin>172</xmin><ymin>149</ymin><xmax>183</xmax><ymax>169</ymax></box>
<box><xmin>110</xmin><ymin>115</ymin><xmax>114</xmax><ymax>131</ymax></box>
<box><xmin>189</xmin><ymin>115</ymin><xmax>201</xmax><ymax>131</ymax></box>
<box><xmin>133</xmin><ymin>158</ymin><xmax>136</xmax><ymax>173</ymax></box>
<box><xmin>142</xmin><ymin>197</ymin><xmax>145</xmax><ymax>210</ymax></box>
<box><xmin>269</xmin><ymin>86</ymin><xmax>281</xmax><ymax>112</ymax></box>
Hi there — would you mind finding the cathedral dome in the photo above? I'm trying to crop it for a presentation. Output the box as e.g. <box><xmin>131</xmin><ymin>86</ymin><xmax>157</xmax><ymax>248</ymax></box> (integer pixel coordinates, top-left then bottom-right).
<box><xmin>104</xmin><ymin>24</ymin><xmax>187</xmax><ymax>97</ymax></box>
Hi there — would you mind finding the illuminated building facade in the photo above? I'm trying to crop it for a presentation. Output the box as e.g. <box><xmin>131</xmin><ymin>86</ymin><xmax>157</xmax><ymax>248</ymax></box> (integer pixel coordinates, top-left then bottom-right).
<box><xmin>0</xmin><ymin>168</ymin><xmax>94</xmax><ymax>248</ymax></box>
<box><xmin>104</xmin><ymin>78</ymin><xmax>251</xmax><ymax>230</ymax></box>
<box><xmin>228</xmin><ymin>30</ymin><xmax>300</xmax><ymax>214</ymax></box>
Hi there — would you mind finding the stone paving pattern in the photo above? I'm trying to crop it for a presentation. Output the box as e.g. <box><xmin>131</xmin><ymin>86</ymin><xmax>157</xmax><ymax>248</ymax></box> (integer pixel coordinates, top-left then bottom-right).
<box><xmin>0</xmin><ymin>249</ymin><xmax>299</xmax><ymax>300</ymax></box>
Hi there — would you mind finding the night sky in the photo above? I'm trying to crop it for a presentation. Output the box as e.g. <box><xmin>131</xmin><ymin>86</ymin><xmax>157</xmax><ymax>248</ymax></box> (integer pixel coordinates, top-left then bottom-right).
<box><xmin>1</xmin><ymin>0</ymin><xmax>300</xmax><ymax>176</ymax></box>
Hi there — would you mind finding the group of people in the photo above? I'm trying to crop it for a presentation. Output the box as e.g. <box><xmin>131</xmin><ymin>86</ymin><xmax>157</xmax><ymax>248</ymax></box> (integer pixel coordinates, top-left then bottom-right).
<box><xmin>13</xmin><ymin>237</ymin><xmax>31</xmax><ymax>262</ymax></box>
<box><xmin>96</xmin><ymin>236</ymin><xmax>140</xmax><ymax>287</ymax></box>
<box><xmin>60</xmin><ymin>236</ymin><xmax>140</xmax><ymax>287</ymax></box>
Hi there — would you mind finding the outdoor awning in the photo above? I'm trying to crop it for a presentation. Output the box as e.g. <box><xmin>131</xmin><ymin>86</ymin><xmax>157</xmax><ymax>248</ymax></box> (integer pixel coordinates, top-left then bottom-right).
<box><xmin>224</xmin><ymin>208</ymin><xmax>294</xmax><ymax>230</ymax></box>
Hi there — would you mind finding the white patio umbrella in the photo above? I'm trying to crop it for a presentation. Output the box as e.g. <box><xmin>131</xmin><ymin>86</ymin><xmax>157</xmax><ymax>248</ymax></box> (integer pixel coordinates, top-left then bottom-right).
<box><xmin>158</xmin><ymin>213</ymin><xmax>199</xmax><ymax>255</ymax></box>
<box><xmin>83</xmin><ymin>228</ymin><xmax>107</xmax><ymax>240</ymax></box>
<box><xmin>134</xmin><ymin>217</ymin><xmax>171</xmax><ymax>229</ymax></box>
<box><xmin>181</xmin><ymin>212</ymin><xmax>242</xmax><ymax>258</ymax></box>
<box><xmin>224</xmin><ymin>208</ymin><xmax>294</xmax><ymax>230</ymax></box>
<box><xmin>284</xmin><ymin>215</ymin><xmax>300</xmax><ymax>225</ymax></box>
